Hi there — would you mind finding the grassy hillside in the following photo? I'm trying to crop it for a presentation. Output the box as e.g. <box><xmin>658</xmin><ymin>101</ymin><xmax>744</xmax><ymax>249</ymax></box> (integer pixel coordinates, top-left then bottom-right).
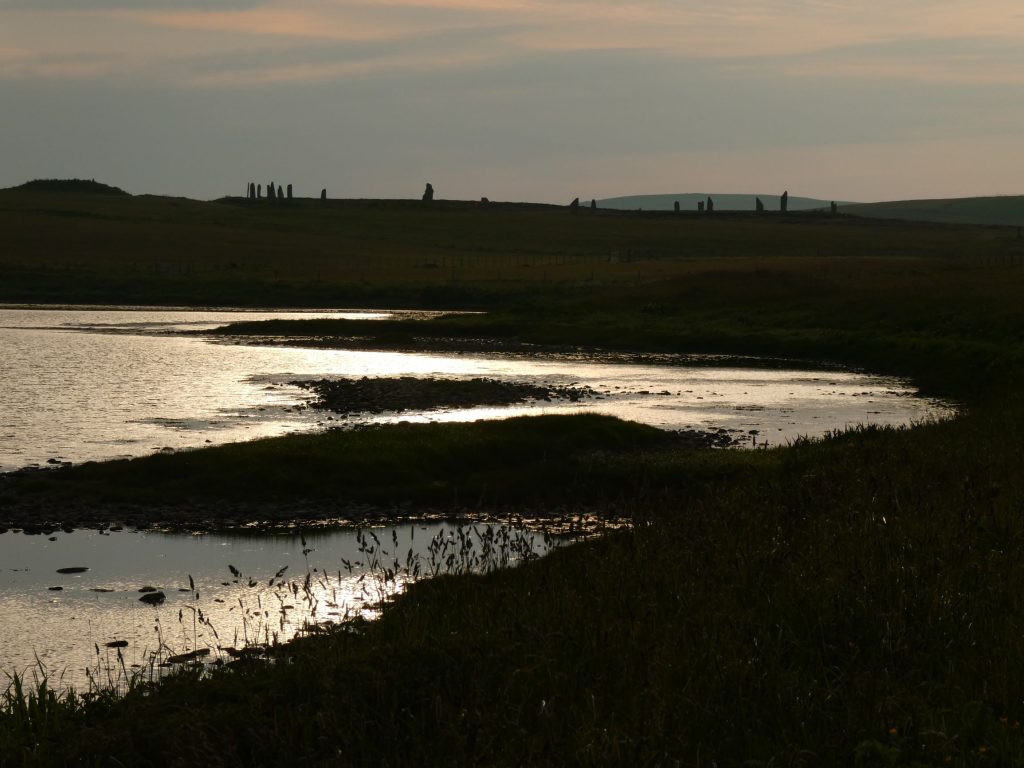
<box><xmin>842</xmin><ymin>195</ymin><xmax>1024</xmax><ymax>227</ymax></box>
<box><xmin>0</xmin><ymin>187</ymin><xmax>1019</xmax><ymax>310</ymax></box>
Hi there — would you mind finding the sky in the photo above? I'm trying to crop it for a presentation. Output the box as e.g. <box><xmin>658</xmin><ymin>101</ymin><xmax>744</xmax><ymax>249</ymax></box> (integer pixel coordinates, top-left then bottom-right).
<box><xmin>1</xmin><ymin>0</ymin><xmax>1022</xmax><ymax>203</ymax></box>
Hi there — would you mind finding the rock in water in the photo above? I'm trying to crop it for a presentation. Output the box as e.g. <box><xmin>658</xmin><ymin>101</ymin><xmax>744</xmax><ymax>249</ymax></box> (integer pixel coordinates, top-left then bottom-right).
<box><xmin>56</xmin><ymin>567</ymin><xmax>88</xmax><ymax>574</ymax></box>
<box><xmin>139</xmin><ymin>591</ymin><xmax>166</xmax><ymax>606</ymax></box>
<box><xmin>422</xmin><ymin>183</ymin><xmax>434</xmax><ymax>201</ymax></box>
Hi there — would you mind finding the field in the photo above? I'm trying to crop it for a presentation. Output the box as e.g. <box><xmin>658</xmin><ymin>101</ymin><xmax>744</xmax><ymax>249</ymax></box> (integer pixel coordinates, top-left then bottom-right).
<box><xmin>3</xmin><ymin>188</ymin><xmax>1024</xmax><ymax>765</ymax></box>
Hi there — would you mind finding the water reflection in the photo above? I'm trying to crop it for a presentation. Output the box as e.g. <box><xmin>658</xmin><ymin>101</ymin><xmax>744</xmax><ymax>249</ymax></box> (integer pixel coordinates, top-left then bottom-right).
<box><xmin>0</xmin><ymin>307</ymin><xmax>955</xmax><ymax>472</ymax></box>
<box><xmin>0</xmin><ymin>524</ymin><xmax>555</xmax><ymax>693</ymax></box>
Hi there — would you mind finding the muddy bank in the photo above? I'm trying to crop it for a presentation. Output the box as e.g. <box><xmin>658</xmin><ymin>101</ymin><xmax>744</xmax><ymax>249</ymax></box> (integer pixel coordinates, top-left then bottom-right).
<box><xmin>0</xmin><ymin>495</ymin><xmax>625</xmax><ymax>536</ymax></box>
<box><xmin>293</xmin><ymin>375</ymin><xmax>595</xmax><ymax>415</ymax></box>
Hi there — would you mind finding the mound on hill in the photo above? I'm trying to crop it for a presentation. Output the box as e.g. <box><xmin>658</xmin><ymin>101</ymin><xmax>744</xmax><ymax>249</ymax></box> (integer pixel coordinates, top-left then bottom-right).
<box><xmin>9</xmin><ymin>179</ymin><xmax>129</xmax><ymax>196</ymax></box>
<box><xmin>596</xmin><ymin>193</ymin><xmax>850</xmax><ymax>212</ymax></box>
<box><xmin>840</xmin><ymin>195</ymin><xmax>1024</xmax><ymax>227</ymax></box>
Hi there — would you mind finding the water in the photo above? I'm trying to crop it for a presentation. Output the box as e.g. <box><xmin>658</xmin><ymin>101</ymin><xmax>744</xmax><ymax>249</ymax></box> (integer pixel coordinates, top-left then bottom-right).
<box><xmin>0</xmin><ymin>306</ymin><xmax>957</xmax><ymax>693</ymax></box>
<box><xmin>0</xmin><ymin>523</ymin><xmax>555</xmax><ymax>692</ymax></box>
<box><xmin>0</xmin><ymin>306</ymin><xmax>954</xmax><ymax>471</ymax></box>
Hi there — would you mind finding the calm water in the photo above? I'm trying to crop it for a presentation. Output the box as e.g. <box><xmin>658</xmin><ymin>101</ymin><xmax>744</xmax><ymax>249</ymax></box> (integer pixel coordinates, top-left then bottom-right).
<box><xmin>0</xmin><ymin>306</ymin><xmax>954</xmax><ymax>471</ymax></box>
<box><xmin>0</xmin><ymin>523</ymin><xmax>554</xmax><ymax>692</ymax></box>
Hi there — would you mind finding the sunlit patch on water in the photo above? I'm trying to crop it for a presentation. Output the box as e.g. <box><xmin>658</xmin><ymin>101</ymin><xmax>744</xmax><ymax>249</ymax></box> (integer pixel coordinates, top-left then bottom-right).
<box><xmin>0</xmin><ymin>308</ymin><xmax>956</xmax><ymax>471</ymax></box>
<box><xmin>0</xmin><ymin>523</ymin><xmax>558</xmax><ymax>693</ymax></box>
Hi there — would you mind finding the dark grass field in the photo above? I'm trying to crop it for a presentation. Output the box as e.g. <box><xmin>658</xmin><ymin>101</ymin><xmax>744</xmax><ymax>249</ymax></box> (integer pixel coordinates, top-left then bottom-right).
<box><xmin>3</xmin><ymin>189</ymin><xmax>1024</xmax><ymax>765</ymax></box>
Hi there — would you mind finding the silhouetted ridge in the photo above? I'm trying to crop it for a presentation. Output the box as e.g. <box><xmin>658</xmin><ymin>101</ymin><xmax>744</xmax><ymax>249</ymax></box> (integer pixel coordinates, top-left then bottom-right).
<box><xmin>12</xmin><ymin>179</ymin><xmax>129</xmax><ymax>196</ymax></box>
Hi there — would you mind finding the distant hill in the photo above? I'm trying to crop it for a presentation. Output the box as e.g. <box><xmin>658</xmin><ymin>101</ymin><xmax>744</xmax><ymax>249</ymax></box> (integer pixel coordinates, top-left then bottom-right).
<box><xmin>9</xmin><ymin>179</ymin><xmax>129</xmax><ymax>196</ymax></box>
<box><xmin>596</xmin><ymin>193</ymin><xmax>847</xmax><ymax>212</ymax></box>
<box><xmin>840</xmin><ymin>196</ymin><xmax>1024</xmax><ymax>227</ymax></box>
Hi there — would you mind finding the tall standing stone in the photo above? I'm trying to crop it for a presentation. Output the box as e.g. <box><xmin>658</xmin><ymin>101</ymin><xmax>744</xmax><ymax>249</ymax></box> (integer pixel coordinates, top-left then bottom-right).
<box><xmin>591</xmin><ymin>199</ymin><xmax>597</xmax><ymax>212</ymax></box>
<box><xmin>268</xmin><ymin>183</ymin><xmax>276</xmax><ymax>200</ymax></box>
<box><xmin>287</xmin><ymin>184</ymin><xmax>293</xmax><ymax>200</ymax></box>
<box><xmin>257</xmin><ymin>184</ymin><xmax>262</xmax><ymax>199</ymax></box>
<box><xmin>698</xmin><ymin>201</ymin><xmax>705</xmax><ymax>212</ymax></box>
<box><xmin>569</xmin><ymin>197</ymin><xmax>580</xmax><ymax>214</ymax></box>
<box><xmin>781</xmin><ymin>190</ymin><xmax>789</xmax><ymax>213</ymax></box>
<box><xmin>277</xmin><ymin>184</ymin><xmax>283</xmax><ymax>199</ymax></box>
<box><xmin>830</xmin><ymin>201</ymin><xmax>837</xmax><ymax>214</ymax></box>
<box><xmin>755</xmin><ymin>197</ymin><xmax>764</xmax><ymax>212</ymax></box>
<box><xmin>674</xmin><ymin>201</ymin><xmax>680</xmax><ymax>213</ymax></box>
<box><xmin>706</xmin><ymin>196</ymin><xmax>714</xmax><ymax>212</ymax></box>
<box><xmin>422</xmin><ymin>183</ymin><xmax>434</xmax><ymax>201</ymax></box>
<box><xmin>321</xmin><ymin>189</ymin><xmax>327</xmax><ymax>201</ymax></box>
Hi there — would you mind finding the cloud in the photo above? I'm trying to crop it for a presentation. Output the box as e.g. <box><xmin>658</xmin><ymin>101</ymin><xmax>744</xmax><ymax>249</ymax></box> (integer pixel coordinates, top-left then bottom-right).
<box><xmin>2</xmin><ymin>0</ymin><xmax>1023</xmax><ymax>88</ymax></box>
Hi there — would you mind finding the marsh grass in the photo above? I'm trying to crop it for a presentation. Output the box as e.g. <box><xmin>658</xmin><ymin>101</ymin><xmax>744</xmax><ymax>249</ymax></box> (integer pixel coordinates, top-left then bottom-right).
<box><xmin>6</xmin><ymin>404</ymin><xmax>1024</xmax><ymax>765</ymax></box>
<box><xmin>3</xmin><ymin>193</ymin><xmax>1024</xmax><ymax>764</ymax></box>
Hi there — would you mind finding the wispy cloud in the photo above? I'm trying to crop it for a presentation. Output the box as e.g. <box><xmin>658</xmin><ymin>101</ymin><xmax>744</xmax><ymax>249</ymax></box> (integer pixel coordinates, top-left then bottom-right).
<box><xmin>2</xmin><ymin>0</ymin><xmax>1022</xmax><ymax>86</ymax></box>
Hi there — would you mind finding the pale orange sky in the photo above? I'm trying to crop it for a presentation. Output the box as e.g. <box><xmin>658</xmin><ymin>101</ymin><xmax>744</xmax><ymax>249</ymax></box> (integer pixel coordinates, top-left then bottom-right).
<box><xmin>1</xmin><ymin>0</ymin><xmax>1022</xmax><ymax>200</ymax></box>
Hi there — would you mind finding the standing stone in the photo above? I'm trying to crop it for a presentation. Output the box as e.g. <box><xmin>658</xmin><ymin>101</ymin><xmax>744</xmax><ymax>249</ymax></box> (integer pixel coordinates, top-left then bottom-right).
<box><xmin>422</xmin><ymin>183</ymin><xmax>434</xmax><ymax>201</ymax></box>
<box><xmin>698</xmin><ymin>201</ymin><xmax>705</xmax><ymax>212</ymax></box>
<box><xmin>277</xmin><ymin>184</ymin><xmax>283</xmax><ymax>199</ymax></box>
<box><xmin>287</xmin><ymin>184</ymin><xmax>293</xmax><ymax>200</ymax></box>
<box><xmin>706</xmin><ymin>196</ymin><xmax>714</xmax><ymax>212</ymax></box>
<box><xmin>830</xmin><ymin>201</ymin><xmax>837</xmax><ymax>214</ymax></box>
<box><xmin>268</xmin><ymin>183</ymin><xmax>276</xmax><ymax>200</ymax></box>
<box><xmin>755</xmin><ymin>197</ymin><xmax>764</xmax><ymax>212</ymax></box>
<box><xmin>481</xmin><ymin>197</ymin><xmax>490</xmax><ymax>205</ymax></box>
<box><xmin>569</xmin><ymin>197</ymin><xmax>580</xmax><ymax>214</ymax></box>
<box><xmin>591</xmin><ymin>199</ymin><xmax>597</xmax><ymax>212</ymax></box>
<box><xmin>781</xmin><ymin>190</ymin><xmax>789</xmax><ymax>213</ymax></box>
<box><xmin>320</xmin><ymin>189</ymin><xmax>327</xmax><ymax>201</ymax></box>
<box><xmin>257</xmin><ymin>184</ymin><xmax>262</xmax><ymax>199</ymax></box>
<box><xmin>673</xmin><ymin>201</ymin><xmax>680</xmax><ymax>213</ymax></box>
